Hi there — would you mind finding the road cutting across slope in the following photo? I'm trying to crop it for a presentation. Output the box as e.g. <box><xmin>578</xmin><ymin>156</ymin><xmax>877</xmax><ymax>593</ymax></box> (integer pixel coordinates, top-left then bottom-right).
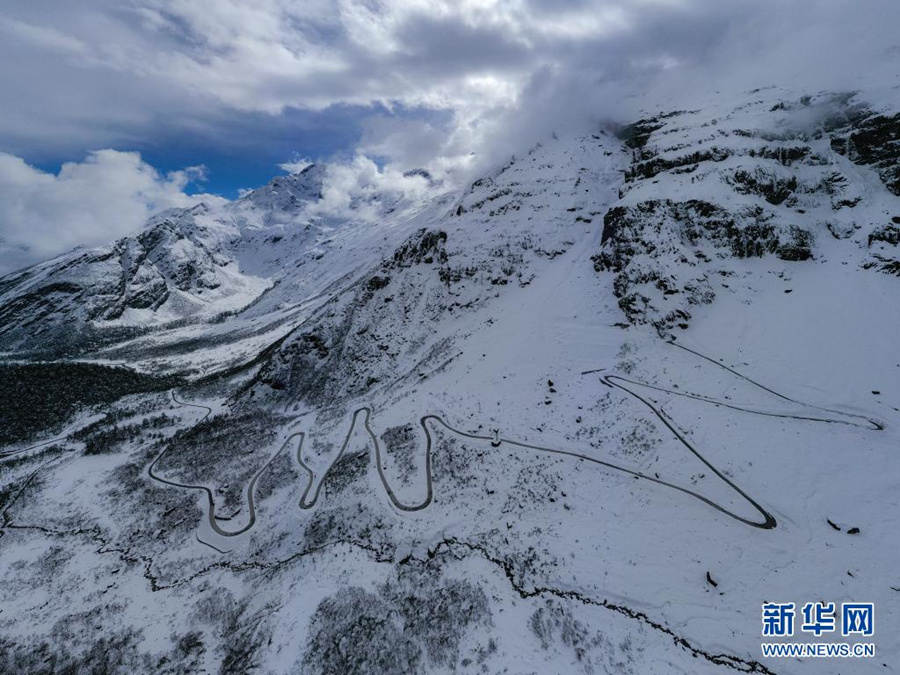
<box><xmin>148</xmin><ymin>392</ymin><xmax>296</xmax><ymax>538</ymax></box>
<box><xmin>295</xmin><ymin>405</ymin><xmax>777</xmax><ymax>528</ymax></box>
<box><xmin>158</xmin><ymin>341</ymin><xmax>885</xmax><ymax>537</ymax></box>
<box><xmin>294</xmin><ymin>344</ymin><xmax>884</xmax><ymax>530</ymax></box>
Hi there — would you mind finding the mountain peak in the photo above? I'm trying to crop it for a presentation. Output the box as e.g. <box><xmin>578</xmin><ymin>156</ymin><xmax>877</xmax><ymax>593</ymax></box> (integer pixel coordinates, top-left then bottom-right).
<box><xmin>239</xmin><ymin>163</ymin><xmax>327</xmax><ymax>211</ymax></box>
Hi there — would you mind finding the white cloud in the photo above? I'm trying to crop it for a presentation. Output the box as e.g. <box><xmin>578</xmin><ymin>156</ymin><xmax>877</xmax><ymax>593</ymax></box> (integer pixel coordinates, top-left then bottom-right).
<box><xmin>307</xmin><ymin>154</ymin><xmax>434</xmax><ymax>222</ymax></box>
<box><xmin>0</xmin><ymin>16</ymin><xmax>89</xmax><ymax>57</ymax></box>
<box><xmin>1</xmin><ymin>1</ymin><xmax>899</xmax><ymax>269</ymax></box>
<box><xmin>279</xmin><ymin>157</ymin><xmax>314</xmax><ymax>174</ymax></box>
<box><xmin>4</xmin><ymin>3</ymin><xmax>898</xmax><ymax>166</ymax></box>
<box><xmin>0</xmin><ymin>150</ymin><xmax>224</xmax><ymax>275</ymax></box>
<box><xmin>3</xmin><ymin>2</ymin><xmax>898</xmax><ymax>143</ymax></box>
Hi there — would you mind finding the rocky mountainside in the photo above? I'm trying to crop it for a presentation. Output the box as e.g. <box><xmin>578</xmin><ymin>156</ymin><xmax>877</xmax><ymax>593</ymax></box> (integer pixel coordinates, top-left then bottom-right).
<box><xmin>0</xmin><ymin>163</ymin><xmax>437</xmax><ymax>360</ymax></box>
<box><xmin>1</xmin><ymin>87</ymin><xmax>898</xmax><ymax>674</ymax></box>
<box><xmin>595</xmin><ymin>90</ymin><xmax>900</xmax><ymax>334</ymax></box>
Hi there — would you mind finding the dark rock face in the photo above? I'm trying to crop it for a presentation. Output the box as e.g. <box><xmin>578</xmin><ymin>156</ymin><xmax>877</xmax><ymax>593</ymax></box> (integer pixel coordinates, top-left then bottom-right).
<box><xmin>626</xmin><ymin>147</ymin><xmax>732</xmax><ymax>183</ymax></box>
<box><xmin>367</xmin><ymin>275</ymin><xmax>391</xmax><ymax>291</ymax></box>
<box><xmin>831</xmin><ymin>113</ymin><xmax>900</xmax><ymax>195</ymax></box>
<box><xmin>620</xmin><ymin>119</ymin><xmax>665</xmax><ymax>150</ymax></box>
<box><xmin>730</xmin><ymin>168</ymin><xmax>798</xmax><ymax>205</ymax></box>
<box><xmin>864</xmin><ymin>224</ymin><xmax>900</xmax><ymax>277</ymax></box>
<box><xmin>869</xmin><ymin>225</ymin><xmax>900</xmax><ymax>247</ymax></box>
<box><xmin>0</xmin><ymin>279</ymin><xmax>85</xmax><ymax>334</ymax></box>
<box><xmin>241</xmin><ymin>163</ymin><xmax>326</xmax><ymax>221</ymax></box>
<box><xmin>249</xmin><ymin>214</ymin><xmax>536</xmax><ymax>407</ymax></box>
<box><xmin>594</xmin><ymin>199</ymin><xmax>811</xmax><ymax>331</ymax></box>
<box><xmin>0</xmin><ymin>205</ymin><xmax>248</xmax><ymax>354</ymax></box>
<box><xmin>775</xmin><ymin>227</ymin><xmax>814</xmax><ymax>261</ymax></box>
<box><xmin>592</xmin><ymin>91</ymin><xmax>900</xmax><ymax>332</ymax></box>
<box><xmin>402</xmin><ymin>168</ymin><xmax>434</xmax><ymax>183</ymax></box>
<box><xmin>250</xmin><ymin>228</ymin><xmax>458</xmax><ymax>407</ymax></box>
<box><xmin>100</xmin><ymin>216</ymin><xmax>231</xmax><ymax>320</ymax></box>
<box><xmin>391</xmin><ymin>229</ymin><xmax>448</xmax><ymax>267</ymax></box>
<box><xmin>863</xmin><ymin>255</ymin><xmax>900</xmax><ymax>276</ymax></box>
<box><xmin>618</xmin><ymin>111</ymin><xmax>691</xmax><ymax>150</ymax></box>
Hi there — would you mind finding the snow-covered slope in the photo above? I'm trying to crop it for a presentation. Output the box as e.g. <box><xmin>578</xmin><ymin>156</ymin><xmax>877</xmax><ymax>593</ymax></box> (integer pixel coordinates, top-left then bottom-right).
<box><xmin>0</xmin><ymin>163</ymin><xmax>439</xmax><ymax>363</ymax></box>
<box><xmin>245</xmin><ymin>133</ymin><xmax>625</xmax><ymax>411</ymax></box>
<box><xmin>1</xmin><ymin>88</ymin><xmax>898</xmax><ymax>674</ymax></box>
<box><xmin>596</xmin><ymin>89</ymin><xmax>900</xmax><ymax>334</ymax></box>
<box><xmin>0</xmin><ymin>203</ymin><xmax>264</xmax><ymax>352</ymax></box>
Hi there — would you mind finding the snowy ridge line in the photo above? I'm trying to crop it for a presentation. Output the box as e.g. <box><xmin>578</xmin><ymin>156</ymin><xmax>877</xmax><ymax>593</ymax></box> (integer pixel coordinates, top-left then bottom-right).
<box><xmin>402</xmin><ymin>536</ymin><xmax>777</xmax><ymax>674</ymax></box>
<box><xmin>147</xmin><ymin>392</ymin><xmax>295</xmax><ymax>539</ymax></box>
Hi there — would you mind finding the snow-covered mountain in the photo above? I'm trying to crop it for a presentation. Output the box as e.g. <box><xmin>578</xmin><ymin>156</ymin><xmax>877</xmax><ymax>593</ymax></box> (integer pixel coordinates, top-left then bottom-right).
<box><xmin>598</xmin><ymin>90</ymin><xmax>900</xmax><ymax>334</ymax></box>
<box><xmin>0</xmin><ymin>163</ymin><xmax>440</xmax><ymax>359</ymax></box>
<box><xmin>2</xmin><ymin>87</ymin><xmax>898</xmax><ymax>674</ymax></box>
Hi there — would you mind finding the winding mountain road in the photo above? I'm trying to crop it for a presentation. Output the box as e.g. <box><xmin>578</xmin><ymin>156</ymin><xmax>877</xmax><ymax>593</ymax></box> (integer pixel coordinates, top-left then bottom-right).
<box><xmin>295</xmin><ymin>405</ymin><xmax>778</xmax><ymax>528</ymax></box>
<box><xmin>153</xmin><ymin>342</ymin><xmax>884</xmax><ymax>538</ymax></box>
<box><xmin>148</xmin><ymin>392</ymin><xmax>295</xmax><ymax>538</ymax></box>
<box><xmin>667</xmin><ymin>341</ymin><xmax>884</xmax><ymax>430</ymax></box>
<box><xmin>292</xmin><ymin>343</ymin><xmax>884</xmax><ymax>531</ymax></box>
<box><xmin>0</xmin><ymin>436</ymin><xmax>67</xmax><ymax>460</ymax></box>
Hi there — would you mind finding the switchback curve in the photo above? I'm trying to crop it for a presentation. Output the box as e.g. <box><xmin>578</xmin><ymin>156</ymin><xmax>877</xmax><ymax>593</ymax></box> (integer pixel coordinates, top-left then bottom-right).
<box><xmin>147</xmin><ymin>392</ymin><xmax>295</xmax><ymax>538</ymax></box>
<box><xmin>667</xmin><ymin>341</ymin><xmax>884</xmax><ymax>431</ymax></box>
<box><xmin>295</xmin><ymin>406</ymin><xmax>777</xmax><ymax>528</ymax></box>
<box><xmin>158</xmin><ymin>343</ymin><xmax>884</xmax><ymax>536</ymax></box>
<box><xmin>292</xmin><ymin>345</ymin><xmax>883</xmax><ymax>530</ymax></box>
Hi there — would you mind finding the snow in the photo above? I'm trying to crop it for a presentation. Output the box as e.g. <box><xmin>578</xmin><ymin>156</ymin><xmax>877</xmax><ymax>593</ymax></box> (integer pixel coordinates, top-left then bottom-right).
<box><xmin>1</xmin><ymin>87</ymin><xmax>899</xmax><ymax>673</ymax></box>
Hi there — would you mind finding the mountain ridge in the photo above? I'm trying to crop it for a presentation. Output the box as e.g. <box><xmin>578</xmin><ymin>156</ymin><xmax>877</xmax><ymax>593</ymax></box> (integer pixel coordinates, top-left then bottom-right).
<box><xmin>1</xmin><ymin>86</ymin><xmax>899</xmax><ymax>674</ymax></box>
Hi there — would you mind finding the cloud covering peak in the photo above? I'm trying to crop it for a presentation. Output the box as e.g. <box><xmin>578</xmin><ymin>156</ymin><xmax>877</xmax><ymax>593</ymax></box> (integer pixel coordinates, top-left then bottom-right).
<box><xmin>0</xmin><ymin>150</ymin><xmax>222</xmax><ymax>275</ymax></box>
<box><xmin>0</xmin><ymin>0</ymin><xmax>898</xmax><ymax>272</ymax></box>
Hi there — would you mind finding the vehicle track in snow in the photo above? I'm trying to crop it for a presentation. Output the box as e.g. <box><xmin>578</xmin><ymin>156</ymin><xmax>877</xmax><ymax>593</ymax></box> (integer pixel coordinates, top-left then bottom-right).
<box><xmin>0</xmin><ymin>436</ymin><xmax>68</xmax><ymax>460</ymax></box>
<box><xmin>667</xmin><ymin>341</ymin><xmax>884</xmax><ymax>430</ymax></box>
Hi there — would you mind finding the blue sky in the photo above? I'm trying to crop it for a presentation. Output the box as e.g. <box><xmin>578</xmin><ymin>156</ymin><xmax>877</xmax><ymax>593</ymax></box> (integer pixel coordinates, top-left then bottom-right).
<box><xmin>28</xmin><ymin>105</ymin><xmax>365</xmax><ymax>199</ymax></box>
<box><xmin>20</xmin><ymin>101</ymin><xmax>453</xmax><ymax>199</ymax></box>
<box><xmin>0</xmin><ymin>1</ymin><xmax>897</xmax><ymax>272</ymax></box>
